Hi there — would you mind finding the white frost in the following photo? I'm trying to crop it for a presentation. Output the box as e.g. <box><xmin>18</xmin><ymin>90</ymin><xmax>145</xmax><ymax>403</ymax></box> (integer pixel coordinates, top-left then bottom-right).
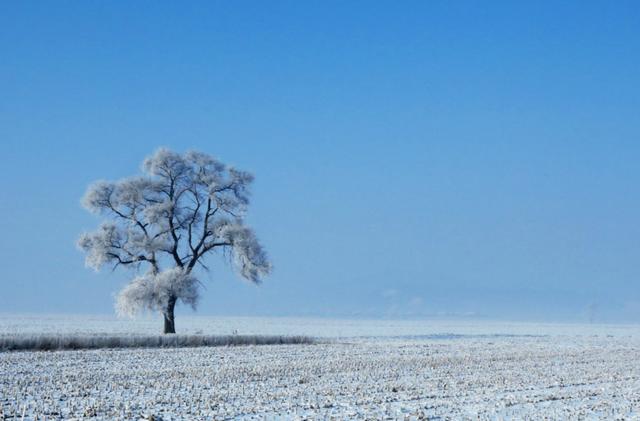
<box><xmin>115</xmin><ymin>268</ymin><xmax>199</xmax><ymax>317</ymax></box>
<box><xmin>77</xmin><ymin>149</ymin><xmax>271</xmax><ymax>324</ymax></box>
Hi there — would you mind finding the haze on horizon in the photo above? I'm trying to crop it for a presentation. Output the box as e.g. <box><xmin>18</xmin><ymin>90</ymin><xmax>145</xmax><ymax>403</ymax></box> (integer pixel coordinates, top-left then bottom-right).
<box><xmin>1</xmin><ymin>1</ymin><xmax>639</xmax><ymax>323</ymax></box>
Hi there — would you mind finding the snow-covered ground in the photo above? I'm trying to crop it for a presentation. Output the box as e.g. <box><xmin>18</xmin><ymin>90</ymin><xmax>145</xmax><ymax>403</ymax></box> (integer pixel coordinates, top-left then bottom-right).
<box><xmin>2</xmin><ymin>315</ymin><xmax>640</xmax><ymax>420</ymax></box>
<box><xmin>3</xmin><ymin>313</ymin><xmax>640</xmax><ymax>338</ymax></box>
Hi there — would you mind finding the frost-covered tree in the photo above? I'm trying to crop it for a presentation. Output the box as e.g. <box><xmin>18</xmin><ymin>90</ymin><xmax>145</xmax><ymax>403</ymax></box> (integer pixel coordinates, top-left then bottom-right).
<box><xmin>78</xmin><ymin>149</ymin><xmax>271</xmax><ymax>333</ymax></box>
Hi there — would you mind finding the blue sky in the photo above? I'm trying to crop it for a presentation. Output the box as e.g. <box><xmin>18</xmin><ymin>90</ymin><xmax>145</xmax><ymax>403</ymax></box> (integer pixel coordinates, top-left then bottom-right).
<box><xmin>1</xmin><ymin>1</ymin><xmax>639</xmax><ymax>322</ymax></box>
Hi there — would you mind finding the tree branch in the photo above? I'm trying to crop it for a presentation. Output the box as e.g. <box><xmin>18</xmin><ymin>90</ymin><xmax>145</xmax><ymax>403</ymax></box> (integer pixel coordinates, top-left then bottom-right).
<box><xmin>166</xmin><ymin>176</ymin><xmax>184</xmax><ymax>267</ymax></box>
<box><xmin>187</xmin><ymin>187</ymin><xmax>202</xmax><ymax>254</ymax></box>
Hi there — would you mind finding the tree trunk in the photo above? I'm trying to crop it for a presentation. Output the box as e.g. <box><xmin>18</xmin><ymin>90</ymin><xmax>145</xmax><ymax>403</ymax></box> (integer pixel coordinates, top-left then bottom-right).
<box><xmin>163</xmin><ymin>296</ymin><xmax>177</xmax><ymax>334</ymax></box>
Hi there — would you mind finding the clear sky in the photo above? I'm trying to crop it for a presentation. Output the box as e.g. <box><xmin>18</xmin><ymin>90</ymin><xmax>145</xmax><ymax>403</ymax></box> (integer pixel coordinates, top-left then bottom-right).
<box><xmin>1</xmin><ymin>1</ymin><xmax>639</xmax><ymax>322</ymax></box>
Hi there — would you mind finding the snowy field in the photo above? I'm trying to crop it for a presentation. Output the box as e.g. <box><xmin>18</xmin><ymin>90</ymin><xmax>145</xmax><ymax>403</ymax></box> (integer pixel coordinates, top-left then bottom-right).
<box><xmin>4</xmin><ymin>314</ymin><xmax>640</xmax><ymax>338</ymax></box>
<box><xmin>2</xmin><ymin>316</ymin><xmax>640</xmax><ymax>420</ymax></box>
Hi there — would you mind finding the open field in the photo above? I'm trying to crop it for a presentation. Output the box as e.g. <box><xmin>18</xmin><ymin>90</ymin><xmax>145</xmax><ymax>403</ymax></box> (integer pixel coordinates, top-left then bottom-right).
<box><xmin>4</xmin><ymin>314</ymin><xmax>640</xmax><ymax>338</ymax></box>
<box><xmin>2</xmin><ymin>316</ymin><xmax>640</xmax><ymax>419</ymax></box>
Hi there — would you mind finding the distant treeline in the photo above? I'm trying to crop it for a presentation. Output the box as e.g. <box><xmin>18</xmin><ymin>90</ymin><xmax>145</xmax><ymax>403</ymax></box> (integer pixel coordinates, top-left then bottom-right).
<box><xmin>0</xmin><ymin>334</ymin><xmax>315</xmax><ymax>352</ymax></box>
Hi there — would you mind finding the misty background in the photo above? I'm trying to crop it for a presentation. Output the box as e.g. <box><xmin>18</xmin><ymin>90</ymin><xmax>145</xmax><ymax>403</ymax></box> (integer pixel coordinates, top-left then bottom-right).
<box><xmin>1</xmin><ymin>1</ymin><xmax>639</xmax><ymax>322</ymax></box>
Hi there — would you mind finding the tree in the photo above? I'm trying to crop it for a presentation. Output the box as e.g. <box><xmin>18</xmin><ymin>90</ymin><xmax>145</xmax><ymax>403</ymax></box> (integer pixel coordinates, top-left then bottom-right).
<box><xmin>78</xmin><ymin>148</ymin><xmax>271</xmax><ymax>333</ymax></box>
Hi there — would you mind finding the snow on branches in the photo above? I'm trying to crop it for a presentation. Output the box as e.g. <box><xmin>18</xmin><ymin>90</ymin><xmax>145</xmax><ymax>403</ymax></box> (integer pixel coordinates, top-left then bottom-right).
<box><xmin>115</xmin><ymin>267</ymin><xmax>199</xmax><ymax>317</ymax></box>
<box><xmin>77</xmin><ymin>148</ymin><xmax>271</xmax><ymax>330</ymax></box>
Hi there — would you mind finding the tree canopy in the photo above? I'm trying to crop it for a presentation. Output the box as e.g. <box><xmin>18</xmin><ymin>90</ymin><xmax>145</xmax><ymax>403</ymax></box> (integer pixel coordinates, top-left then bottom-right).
<box><xmin>78</xmin><ymin>148</ymin><xmax>271</xmax><ymax>332</ymax></box>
